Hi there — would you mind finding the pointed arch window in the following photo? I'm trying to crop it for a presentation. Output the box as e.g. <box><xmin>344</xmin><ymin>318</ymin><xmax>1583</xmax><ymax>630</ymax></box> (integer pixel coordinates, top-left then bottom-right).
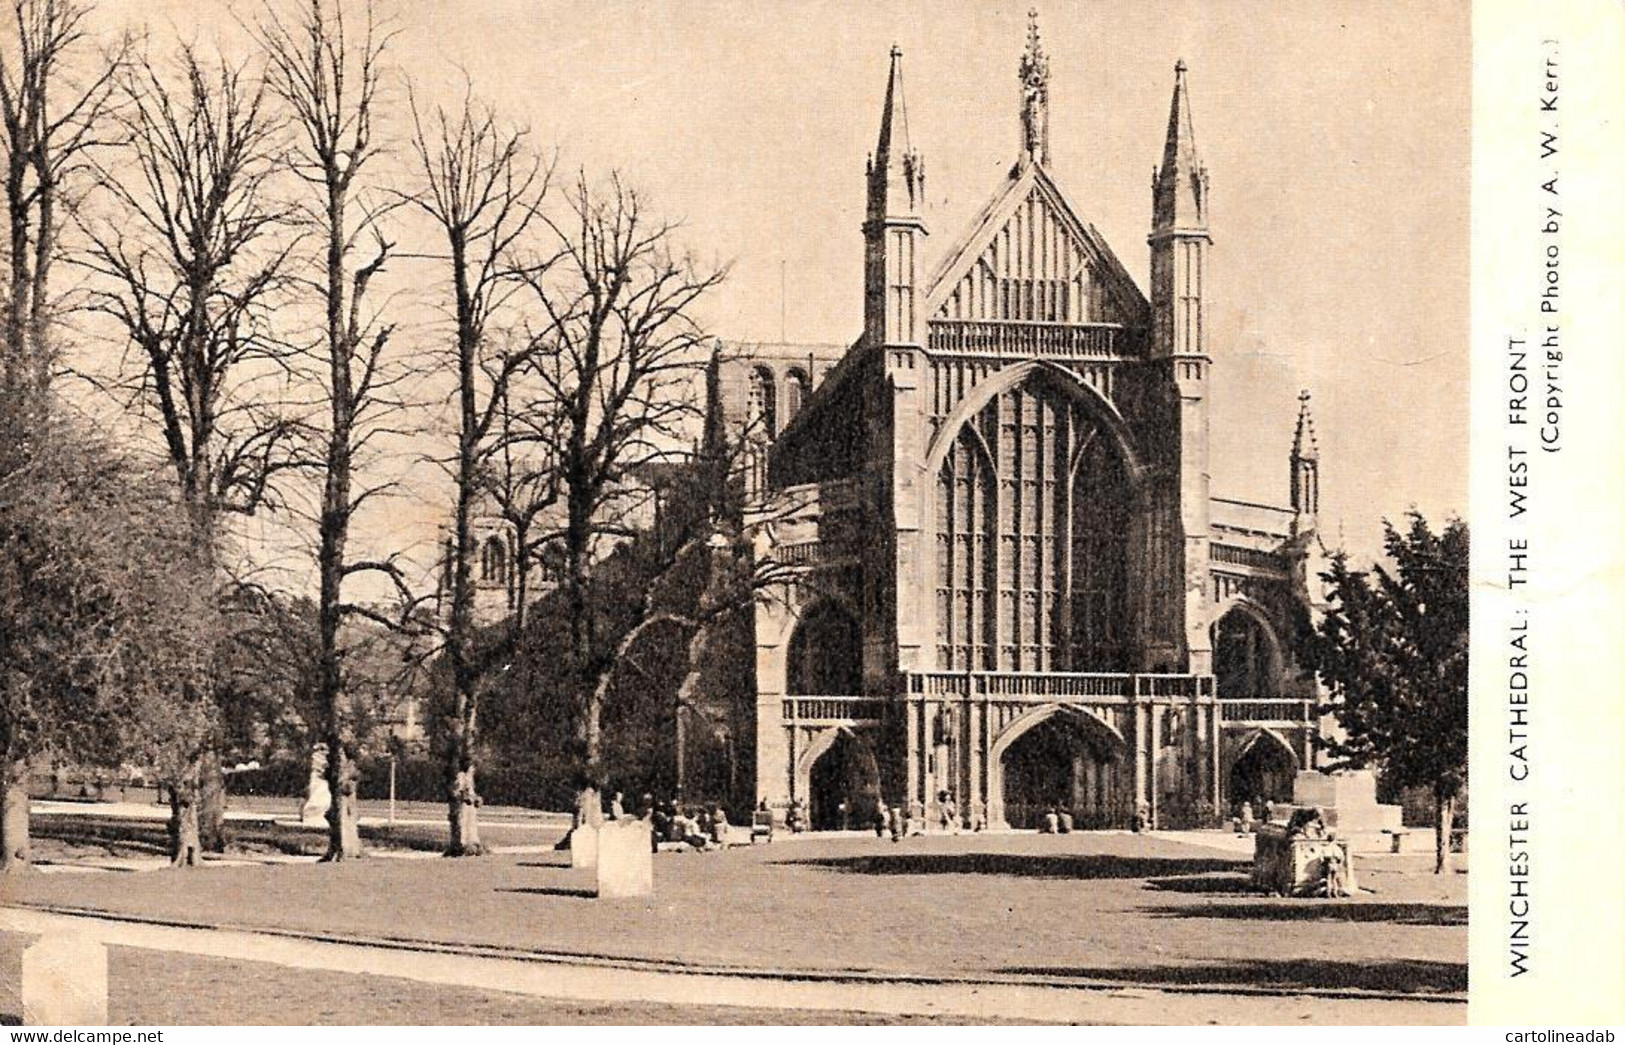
<box><xmin>747</xmin><ymin>365</ymin><xmax>778</xmax><ymax>439</ymax></box>
<box><xmin>481</xmin><ymin>535</ymin><xmax>508</xmax><ymax>585</ymax></box>
<box><xmin>784</xmin><ymin>367</ymin><xmax>811</xmax><ymax>423</ymax></box>
<box><xmin>933</xmin><ymin>373</ymin><xmax>1133</xmax><ymax>672</ymax></box>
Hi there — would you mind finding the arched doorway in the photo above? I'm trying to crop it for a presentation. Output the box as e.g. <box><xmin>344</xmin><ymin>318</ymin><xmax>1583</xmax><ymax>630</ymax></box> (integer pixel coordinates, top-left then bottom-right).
<box><xmin>786</xmin><ymin>601</ymin><xmax>862</xmax><ymax>695</ymax></box>
<box><xmin>997</xmin><ymin>707</ymin><xmax>1129</xmax><ymax>829</ymax></box>
<box><xmin>1213</xmin><ymin>604</ymin><xmax>1283</xmax><ymax>697</ymax></box>
<box><xmin>806</xmin><ymin>730</ymin><xmax>880</xmax><ymax>830</ymax></box>
<box><xmin>1228</xmin><ymin>731</ymin><xmax>1297</xmax><ymax>812</ymax></box>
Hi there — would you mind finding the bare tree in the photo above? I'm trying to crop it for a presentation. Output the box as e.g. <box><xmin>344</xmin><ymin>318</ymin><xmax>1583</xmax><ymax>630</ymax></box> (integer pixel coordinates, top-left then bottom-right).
<box><xmin>485</xmin><ymin>373</ymin><xmax>561</xmax><ymax>636</ymax></box>
<box><xmin>0</xmin><ymin>0</ymin><xmax>123</xmax><ymax>402</ymax></box>
<box><xmin>81</xmin><ymin>42</ymin><xmax>297</xmax><ymax>857</ymax></box>
<box><xmin>406</xmin><ymin>92</ymin><xmax>548</xmax><ymax>856</ymax></box>
<box><xmin>257</xmin><ymin>0</ymin><xmax>404</xmax><ymax>861</ymax></box>
<box><xmin>517</xmin><ymin>172</ymin><xmax>726</xmax><ymax>828</ymax></box>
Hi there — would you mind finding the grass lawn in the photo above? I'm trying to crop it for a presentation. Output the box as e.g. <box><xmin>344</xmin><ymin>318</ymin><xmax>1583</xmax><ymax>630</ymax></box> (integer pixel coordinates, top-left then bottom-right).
<box><xmin>0</xmin><ymin>944</ymin><xmax>1017</xmax><ymax>1025</ymax></box>
<box><xmin>26</xmin><ymin>810</ymin><xmax>562</xmax><ymax>863</ymax></box>
<box><xmin>0</xmin><ymin>831</ymin><xmax>1465</xmax><ymax>998</ymax></box>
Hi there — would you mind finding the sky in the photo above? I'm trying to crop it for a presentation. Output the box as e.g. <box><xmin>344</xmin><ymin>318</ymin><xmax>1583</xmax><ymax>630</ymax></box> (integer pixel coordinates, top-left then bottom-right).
<box><xmin>90</xmin><ymin>0</ymin><xmax>1471</xmax><ymax>584</ymax></box>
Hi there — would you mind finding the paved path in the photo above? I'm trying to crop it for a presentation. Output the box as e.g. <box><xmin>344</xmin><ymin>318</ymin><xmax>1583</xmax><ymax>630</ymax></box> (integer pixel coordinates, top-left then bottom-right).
<box><xmin>0</xmin><ymin>907</ymin><xmax>1463</xmax><ymax>1026</ymax></box>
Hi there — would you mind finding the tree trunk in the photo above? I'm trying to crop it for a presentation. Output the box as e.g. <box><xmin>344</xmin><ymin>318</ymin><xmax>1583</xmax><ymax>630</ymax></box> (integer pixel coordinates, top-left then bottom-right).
<box><xmin>168</xmin><ymin>782</ymin><xmax>202</xmax><ymax>868</ymax></box>
<box><xmin>323</xmin><ymin>742</ymin><xmax>364</xmax><ymax>860</ymax></box>
<box><xmin>446</xmin><ymin>766</ymin><xmax>483</xmax><ymax>856</ymax></box>
<box><xmin>1434</xmin><ymin>787</ymin><xmax>1454</xmax><ymax>875</ymax></box>
<box><xmin>198</xmin><ymin>753</ymin><xmax>228</xmax><ymax>853</ymax></box>
<box><xmin>2</xmin><ymin>760</ymin><xmax>31</xmax><ymax>874</ymax></box>
<box><xmin>575</xmin><ymin>785</ymin><xmax>603</xmax><ymax>830</ymax></box>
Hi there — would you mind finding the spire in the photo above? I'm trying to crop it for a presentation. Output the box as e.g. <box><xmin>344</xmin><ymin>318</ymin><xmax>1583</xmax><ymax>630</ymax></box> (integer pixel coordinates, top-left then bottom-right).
<box><xmin>1292</xmin><ymin>389</ymin><xmax>1319</xmax><ymax>462</ymax></box>
<box><xmin>1291</xmin><ymin>390</ymin><xmax>1320</xmax><ymax>521</ymax></box>
<box><xmin>1017</xmin><ymin>9</ymin><xmax>1050</xmax><ymax>166</ymax></box>
<box><xmin>868</xmin><ymin>45</ymin><xmax>924</xmax><ymax>220</ymax></box>
<box><xmin>1153</xmin><ymin>58</ymin><xmax>1208</xmax><ymax>232</ymax></box>
<box><xmin>864</xmin><ymin>47</ymin><xmax>927</xmax><ymax>347</ymax></box>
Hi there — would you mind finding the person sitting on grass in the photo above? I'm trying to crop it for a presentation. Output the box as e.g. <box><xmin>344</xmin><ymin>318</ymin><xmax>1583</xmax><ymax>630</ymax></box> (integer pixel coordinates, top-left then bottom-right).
<box><xmin>710</xmin><ymin>804</ymin><xmax>729</xmax><ymax>845</ymax></box>
<box><xmin>1042</xmin><ymin>805</ymin><xmax>1060</xmax><ymax>834</ymax></box>
<box><xmin>677</xmin><ymin>808</ymin><xmax>712</xmax><ymax>850</ymax></box>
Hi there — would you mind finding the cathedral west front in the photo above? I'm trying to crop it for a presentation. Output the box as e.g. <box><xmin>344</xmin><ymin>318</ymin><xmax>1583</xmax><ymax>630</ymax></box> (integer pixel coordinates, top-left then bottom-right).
<box><xmin>728</xmin><ymin>19</ymin><xmax>1332</xmax><ymax>831</ymax></box>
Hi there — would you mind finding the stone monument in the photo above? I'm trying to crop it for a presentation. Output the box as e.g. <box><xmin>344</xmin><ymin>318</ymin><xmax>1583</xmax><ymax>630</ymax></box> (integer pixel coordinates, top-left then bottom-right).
<box><xmin>569</xmin><ymin>820</ymin><xmax>599</xmax><ymax>869</ymax></box>
<box><xmin>594</xmin><ymin>819</ymin><xmax>654</xmax><ymax>898</ymax></box>
<box><xmin>300</xmin><ymin>744</ymin><xmax>332</xmax><ymax>826</ymax></box>
<box><xmin>1283</xmin><ymin>769</ymin><xmax>1408</xmax><ymax>853</ymax></box>
<box><xmin>22</xmin><ymin>930</ymin><xmax>108</xmax><ymax>1025</ymax></box>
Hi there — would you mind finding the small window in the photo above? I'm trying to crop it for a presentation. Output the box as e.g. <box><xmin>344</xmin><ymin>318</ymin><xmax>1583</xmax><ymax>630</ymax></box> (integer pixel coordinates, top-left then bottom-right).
<box><xmin>747</xmin><ymin>365</ymin><xmax>777</xmax><ymax>438</ymax></box>
<box><xmin>480</xmin><ymin>536</ymin><xmax>508</xmax><ymax>585</ymax></box>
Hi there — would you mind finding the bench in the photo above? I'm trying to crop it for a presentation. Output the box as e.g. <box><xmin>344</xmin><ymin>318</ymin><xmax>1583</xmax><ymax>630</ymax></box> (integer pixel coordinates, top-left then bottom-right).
<box><xmin>750</xmin><ymin>809</ymin><xmax>777</xmax><ymax>843</ymax></box>
<box><xmin>1381</xmin><ymin>827</ymin><xmax>1412</xmax><ymax>854</ymax></box>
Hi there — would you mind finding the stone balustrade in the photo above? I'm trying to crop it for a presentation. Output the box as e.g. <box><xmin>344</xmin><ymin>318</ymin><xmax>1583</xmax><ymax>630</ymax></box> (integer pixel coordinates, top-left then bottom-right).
<box><xmin>927</xmin><ymin>318</ymin><xmax>1125</xmax><ymax>359</ymax></box>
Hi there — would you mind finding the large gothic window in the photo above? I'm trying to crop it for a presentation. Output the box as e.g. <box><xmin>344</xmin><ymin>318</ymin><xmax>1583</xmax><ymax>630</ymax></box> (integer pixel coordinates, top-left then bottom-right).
<box><xmin>1213</xmin><ymin>607</ymin><xmax>1280</xmax><ymax>697</ymax></box>
<box><xmin>787</xmin><ymin>602</ymin><xmax>863</xmax><ymax>695</ymax></box>
<box><xmin>934</xmin><ymin>373</ymin><xmax>1133</xmax><ymax>672</ymax></box>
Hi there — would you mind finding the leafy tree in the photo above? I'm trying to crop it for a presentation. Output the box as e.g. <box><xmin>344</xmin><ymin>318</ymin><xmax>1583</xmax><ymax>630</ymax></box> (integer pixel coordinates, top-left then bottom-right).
<box><xmin>0</xmin><ymin>413</ymin><xmax>214</xmax><ymax>871</ymax></box>
<box><xmin>1313</xmin><ymin>511</ymin><xmax>1467</xmax><ymax>873</ymax></box>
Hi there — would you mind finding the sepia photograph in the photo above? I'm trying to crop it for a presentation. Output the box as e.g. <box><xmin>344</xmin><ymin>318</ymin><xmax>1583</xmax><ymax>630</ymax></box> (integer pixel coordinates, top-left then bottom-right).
<box><xmin>3</xmin><ymin>0</ymin><xmax>1587</xmax><ymax>1029</ymax></box>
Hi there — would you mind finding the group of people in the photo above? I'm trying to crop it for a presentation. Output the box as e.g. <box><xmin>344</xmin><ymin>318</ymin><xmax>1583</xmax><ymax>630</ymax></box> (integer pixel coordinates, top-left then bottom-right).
<box><xmin>776</xmin><ymin>791</ymin><xmax>987</xmax><ymax>839</ymax></box>
<box><xmin>598</xmin><ymin>791</ymin><xmax>732</xmax><ymax>852</ymax></box>
<box><xmin>1035</xmin><ymin>804</ymin><xmax>1076</xmax><ymax>834</ymax></box>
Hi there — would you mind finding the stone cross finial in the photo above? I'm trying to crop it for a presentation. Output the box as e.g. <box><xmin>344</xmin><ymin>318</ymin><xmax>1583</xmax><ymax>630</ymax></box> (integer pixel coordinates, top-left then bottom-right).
<box><xmin>1018</xmin><ymin>9</ymin><xmax>1050</xmax><ymax>165</ymax></box>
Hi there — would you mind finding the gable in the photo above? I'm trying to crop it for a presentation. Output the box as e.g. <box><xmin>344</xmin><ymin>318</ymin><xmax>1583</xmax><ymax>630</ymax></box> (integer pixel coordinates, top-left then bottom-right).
<box><xmin>924</xmin><ymin>163</ymin><xmax>1149</xmax><ymax>330</ymax></box>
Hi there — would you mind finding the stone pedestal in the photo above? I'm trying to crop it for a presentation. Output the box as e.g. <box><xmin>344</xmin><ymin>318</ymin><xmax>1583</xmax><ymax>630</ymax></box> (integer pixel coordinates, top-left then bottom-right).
<box><xmin>1252</xmin><ymin>825</ymin><xmax>1358</xmax><ymax>896</ymax></box>
<box><xmin>1284</xmin><ymin>770</ymin><xmax>1404</xmax><ymax>854</ymax></box>
<box><xmin>300</xmin><ymin>745</ymin><xmax>331</xmax><ymax>827</ymax></box>
<box><xmin>23</xmin><ymin>931</ymin><xmax>108</xmax><ymax>1025</ymax></box>
<box><xmin>595</xmin><ymin>820</ymin><xmax>653</xmax><ymax>898</ymax></box>
<box><xmin>569</xmin><ymin>822</ymin><xmax>599</xmax><ymax>870</ymax></box>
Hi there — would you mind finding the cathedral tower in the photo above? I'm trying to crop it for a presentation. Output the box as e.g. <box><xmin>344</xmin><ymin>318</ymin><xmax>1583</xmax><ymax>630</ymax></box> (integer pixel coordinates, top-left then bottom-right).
<box><xmin>1148</xmin><ymin>59</ymin><xmax>1215</xmax><ymax>673</ymax></box>
<box><xmin>864</xmin><ymin>47</ymin><xmax>927</xmax><ymax>349</ymax></box>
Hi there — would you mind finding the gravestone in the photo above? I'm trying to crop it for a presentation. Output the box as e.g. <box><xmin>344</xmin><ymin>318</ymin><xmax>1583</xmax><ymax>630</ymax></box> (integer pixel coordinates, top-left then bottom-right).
<box><xmin>22</xmin><ymin>930</ymin><xmax>108</xmax><ymax>1025</ymax></box>
<box><xmin>300</xmin><ymin>745</ymin><xmax>332</xmax><ymax>826</ymax></box>
<box><xmin>595</xmin><ymin>819</ymin><xmax>654</xmax><ymax>898</ymax></box>
<box><xmin>569</xmin><ymin>822</ymin><xmax>599</xmax><ymax>870</ymax></box>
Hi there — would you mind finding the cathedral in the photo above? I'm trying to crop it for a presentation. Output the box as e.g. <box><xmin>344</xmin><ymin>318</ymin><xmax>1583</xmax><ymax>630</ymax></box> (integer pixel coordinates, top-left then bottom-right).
<box><xmin>729</xmin><ymin>20</ymin><xmax>1330</xmax><ymax>830</ymax></box>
